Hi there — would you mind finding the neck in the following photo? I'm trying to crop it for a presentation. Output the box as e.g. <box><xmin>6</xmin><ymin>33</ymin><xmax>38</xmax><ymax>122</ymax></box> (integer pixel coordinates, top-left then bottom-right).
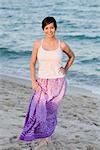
<box><xmin>44</xmin><ymin>36</ymin><xmax>56</xmax><ymax>42</ymax></box>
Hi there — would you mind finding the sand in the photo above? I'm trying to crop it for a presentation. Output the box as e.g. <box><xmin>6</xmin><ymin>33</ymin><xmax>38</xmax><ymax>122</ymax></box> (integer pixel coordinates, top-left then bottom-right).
<box><xmin>0</xmin><ymin>74</ymin><xmax>100</xmax><ymax>150</ymax></box>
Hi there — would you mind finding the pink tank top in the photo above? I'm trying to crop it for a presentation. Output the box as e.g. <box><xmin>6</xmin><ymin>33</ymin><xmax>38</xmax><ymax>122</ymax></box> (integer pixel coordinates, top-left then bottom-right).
<box><xmin>37</xmin><ymin>39</ymin><xmax>65</xmax><ymax>79</ymax></box>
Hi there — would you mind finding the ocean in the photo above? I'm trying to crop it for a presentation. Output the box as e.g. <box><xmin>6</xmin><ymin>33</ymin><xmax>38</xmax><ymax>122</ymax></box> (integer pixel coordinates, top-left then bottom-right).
<box><xmin>0</xmin><ymin>0</ymin><xmax>100</xmax><ymax>94</ymax></box>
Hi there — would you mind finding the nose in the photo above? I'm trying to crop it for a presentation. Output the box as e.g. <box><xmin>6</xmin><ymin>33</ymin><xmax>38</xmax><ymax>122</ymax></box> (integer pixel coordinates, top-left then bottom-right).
<box><xmin>48</xmin><ymin>28</ymin><xmax>52</xmax><ymax>33</ymax></box>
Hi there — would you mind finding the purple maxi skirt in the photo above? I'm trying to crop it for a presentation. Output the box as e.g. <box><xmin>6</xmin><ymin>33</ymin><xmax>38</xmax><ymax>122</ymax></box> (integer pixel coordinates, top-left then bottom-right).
<box><xmin>19</xmin><ymin>77</ymin><xmax>66</xmax><ymax>141</ymax></box>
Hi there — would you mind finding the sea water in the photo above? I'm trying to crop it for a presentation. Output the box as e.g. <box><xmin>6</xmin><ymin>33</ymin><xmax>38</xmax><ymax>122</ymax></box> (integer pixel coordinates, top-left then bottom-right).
<box><xmin>0</xmin><ymin>0</ymin><xmax>100</xmax><ymax>94</ymax></box>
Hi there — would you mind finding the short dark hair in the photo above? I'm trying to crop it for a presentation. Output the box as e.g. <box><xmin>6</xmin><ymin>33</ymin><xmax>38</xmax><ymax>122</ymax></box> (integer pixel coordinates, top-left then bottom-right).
<box><xmin>42</xmin><ymin>16</ymin><xmax>57</xmax><ymax>30</ymax></box>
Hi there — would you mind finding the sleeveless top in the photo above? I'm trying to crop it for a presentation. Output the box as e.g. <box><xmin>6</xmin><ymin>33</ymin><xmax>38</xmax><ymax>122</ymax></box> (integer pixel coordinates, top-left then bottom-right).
<box><xmin>37</xmin><ymin>39</ymin><xmax>65</xmax><ymax>79</ymax></box>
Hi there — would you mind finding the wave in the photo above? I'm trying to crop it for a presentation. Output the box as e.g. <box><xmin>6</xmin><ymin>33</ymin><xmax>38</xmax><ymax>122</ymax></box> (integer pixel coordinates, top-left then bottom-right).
<box><xmin>0</xmin><ymin>48</ymin><xmax>31</xmax><ymax>59</ymax></box>
<box><xmin>80</xmin><ymin>57</ymin><xmax>100</xmax><ymax>64</ymax></box>
<box><xmin>0</xmin><ymin>6</ymin><xmax>20</xmax><ymax>11</ymax></box>
<box><xmin>68</xmin><ymin>71</ymin><xmax>100</xmax><ymax>86</ymax></box>
<box><xmin>63</xmin><ymin>34</ymin><xmax>100</xmax><ymax>40</ymax></box>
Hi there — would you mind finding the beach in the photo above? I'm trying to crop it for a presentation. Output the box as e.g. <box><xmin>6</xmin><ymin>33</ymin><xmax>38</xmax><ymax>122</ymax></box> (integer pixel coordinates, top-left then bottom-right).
<box><xmin>0</xmin><ymin>74</ymin><xmax>100</xmax><ymax>150</ymax></box>
<box><xmin>1</xmin><ymin>0</ymin><xmax>100</xmax><ymax>149</ymax></box>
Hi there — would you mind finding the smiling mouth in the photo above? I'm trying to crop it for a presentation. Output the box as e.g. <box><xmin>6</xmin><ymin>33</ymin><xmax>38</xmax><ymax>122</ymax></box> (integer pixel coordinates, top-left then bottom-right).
<box><xmin>47</xmin><ymin>33</ymin><xmax>53</xmax><ymax>35</ymax></box>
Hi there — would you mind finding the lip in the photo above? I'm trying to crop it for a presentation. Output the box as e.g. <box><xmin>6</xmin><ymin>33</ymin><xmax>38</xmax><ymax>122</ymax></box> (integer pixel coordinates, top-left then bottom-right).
<box><xmin>47</xmin><ymin>33</ymin><xmax>54</xmax><ymax>36</ymax></box>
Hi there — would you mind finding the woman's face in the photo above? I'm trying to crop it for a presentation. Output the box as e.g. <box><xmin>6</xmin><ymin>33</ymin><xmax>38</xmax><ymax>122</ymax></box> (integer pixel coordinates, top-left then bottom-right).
<box><xmin>43</xmin><ymin>23</ymin><xmax>56</xmax><ymax>38</ymax></box>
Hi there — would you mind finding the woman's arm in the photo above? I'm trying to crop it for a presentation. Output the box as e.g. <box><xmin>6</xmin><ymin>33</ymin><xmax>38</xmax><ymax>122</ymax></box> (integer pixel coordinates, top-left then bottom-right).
<box><xmin>60</xmin><ymin>41</ymin><xmax>75</xmax><ymax>74</ymax></box>
<box><xmin>30</xmin><ymin>40</ymin><xmax>40</xmax><ymax>91</ymax></box>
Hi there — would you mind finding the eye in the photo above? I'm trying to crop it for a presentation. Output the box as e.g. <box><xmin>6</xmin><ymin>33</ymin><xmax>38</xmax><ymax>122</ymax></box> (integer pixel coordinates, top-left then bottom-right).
<box><xmin>51</xmin><ymin>26</ymin><xmax>54</xmax><ymax>29</ymax></box>
<box><xmin>45</xmin><ymin>27</ymin><xmax>48</xmax><ymax>30</ymax></box>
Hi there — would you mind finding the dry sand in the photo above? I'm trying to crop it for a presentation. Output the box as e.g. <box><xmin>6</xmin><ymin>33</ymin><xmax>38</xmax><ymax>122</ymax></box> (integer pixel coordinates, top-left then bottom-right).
<box><xmin>0</xmin><ymin>75</ymin><xmax>100</xmax><ymax>150</ymax></box>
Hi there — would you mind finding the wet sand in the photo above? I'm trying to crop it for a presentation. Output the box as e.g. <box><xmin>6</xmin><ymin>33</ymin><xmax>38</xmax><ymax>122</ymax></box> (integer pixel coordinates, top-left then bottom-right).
<box><xmin>0</xmin><ymin>75</ymin><xmax>100</xmax><ymax>150</ymax></box>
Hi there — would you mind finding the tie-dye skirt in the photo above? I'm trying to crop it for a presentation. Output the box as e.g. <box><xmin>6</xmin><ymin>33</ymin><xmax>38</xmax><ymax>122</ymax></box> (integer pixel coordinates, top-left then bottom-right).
<box><xmin>19</xmin><ymin>77</ymin><xmax>66</xmax><ymax>141</ymax></box>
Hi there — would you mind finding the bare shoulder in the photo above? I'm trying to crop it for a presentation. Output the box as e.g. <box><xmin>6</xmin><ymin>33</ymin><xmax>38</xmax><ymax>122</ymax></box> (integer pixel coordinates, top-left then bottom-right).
<box><xmin>33</xmin><ymin>39</ymin><xmax>41</xmax><ymax>48</ymax></box>
<box><xmin>60</xmin><ymin>40</ymin><xmax>70</xmax><ymax>51</ymax></box>
<box><xmin>32</xmin><ymin>39</ymin><xmax>42</xmax><ymax>53</ymax></box>
<box><xmin>60</xmin><ymin>40</ymin><xmax>75</xmax><ymax>58</ymax></box>
<box><xmin>31</xmin><ymin>39</ymin><xmax>42</xmax><ymax>55</ymax></box>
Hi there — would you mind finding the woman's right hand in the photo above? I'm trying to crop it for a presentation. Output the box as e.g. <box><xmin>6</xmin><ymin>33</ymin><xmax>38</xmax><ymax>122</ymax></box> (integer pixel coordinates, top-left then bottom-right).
<box><xmin>32</xmin><ymin>81</ymin><xmax>40</xmax><ymax>92</ymax></box>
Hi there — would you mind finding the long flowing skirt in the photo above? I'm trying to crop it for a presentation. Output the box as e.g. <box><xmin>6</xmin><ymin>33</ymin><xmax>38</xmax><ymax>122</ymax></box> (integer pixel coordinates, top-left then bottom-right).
<box><xmin>19</xmin><ymin>77</ymin><xmax>66</xmax><ymax>141</ymax></box>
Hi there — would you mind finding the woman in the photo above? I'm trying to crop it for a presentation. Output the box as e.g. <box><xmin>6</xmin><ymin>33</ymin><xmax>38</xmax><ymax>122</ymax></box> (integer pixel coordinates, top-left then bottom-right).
<box><xmin>19</xmin><ymin>16</ymin><xmax>75</xmax><ymax>144</ymax></box>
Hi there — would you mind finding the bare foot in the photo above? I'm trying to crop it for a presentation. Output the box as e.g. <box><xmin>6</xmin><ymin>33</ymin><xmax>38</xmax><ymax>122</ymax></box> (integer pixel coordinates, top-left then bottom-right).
<box><xmin>34</xmin><ymin>139</ymin><xmax>48</xmax><ymax>150</ymax></box>
<box><xmin>45</xmin><ymin>137</ymin><xmax>51</xmax><ymax>144</ymax></box>
<box><xmin>32</xmin><ymin>137</ymin><xmax>52</xmax><ymax>150</ymax></box>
